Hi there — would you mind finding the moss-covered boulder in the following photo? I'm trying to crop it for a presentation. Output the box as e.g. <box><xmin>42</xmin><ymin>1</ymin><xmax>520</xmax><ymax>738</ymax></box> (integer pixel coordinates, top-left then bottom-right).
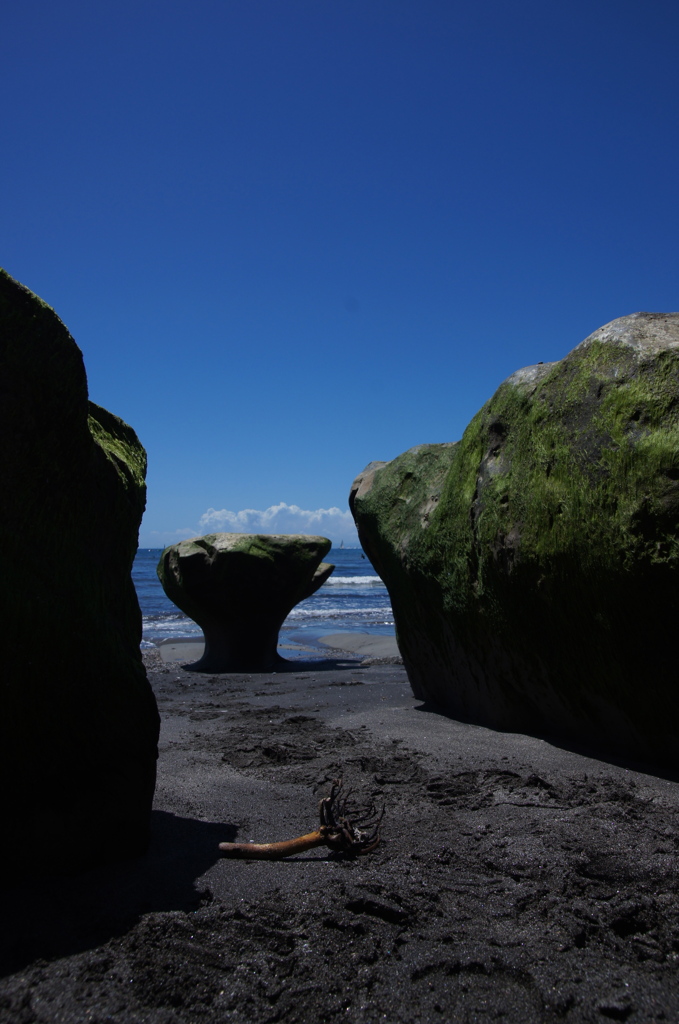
<box><xmin>157</xmin><ymin>533</ymin><xmax>334</xmax><ymax>672</ymax></box>
<box><xmin>350</xmin><ymin>313</ymin><xmax>679</xmax><ymax>769</ymax></box>
<box><xmin>0</xmin><ymin>269</ymin><xmax>159</xmax><ymax>874</ymax></box>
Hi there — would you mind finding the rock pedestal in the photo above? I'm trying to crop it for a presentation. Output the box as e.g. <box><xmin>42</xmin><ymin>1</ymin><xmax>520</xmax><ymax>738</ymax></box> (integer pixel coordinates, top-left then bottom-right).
<box><xmin>0</xmin><ymin>269</ymin><xmax>159</xmax><ymax>874</ymax></box>
<box><xmin>157</xmin><ymin>533</ymin><xmax>334</xmax><ymax>672</ymax></box>
<box><xmin>350</xmin><ymin>313</ymin><xmax>679</xmax><ymax>769</ymax></box>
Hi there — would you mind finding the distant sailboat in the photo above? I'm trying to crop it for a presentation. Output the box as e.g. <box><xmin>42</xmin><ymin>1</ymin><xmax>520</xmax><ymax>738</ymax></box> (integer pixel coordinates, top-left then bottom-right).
<box><xmin>339</xmin><ymin>540</ymin><xmax>344</xmax><ymax>549</ymax></box>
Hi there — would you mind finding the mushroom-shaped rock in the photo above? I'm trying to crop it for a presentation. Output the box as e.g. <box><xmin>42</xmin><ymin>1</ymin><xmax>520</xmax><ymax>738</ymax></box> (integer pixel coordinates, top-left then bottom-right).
<box><xmin>350</xmin><ymin>312</ymin><xmax>679</xmax><ymax>770</ymax></box>
<box><xmin>0</xmin><ymin>268</ymin><xmax>159</xmax><ymax>875</ymax></box>
<box><xmin>157</xmin><ymin>533</ymin><xmax>334</xmax><ymax>672</ymax></box>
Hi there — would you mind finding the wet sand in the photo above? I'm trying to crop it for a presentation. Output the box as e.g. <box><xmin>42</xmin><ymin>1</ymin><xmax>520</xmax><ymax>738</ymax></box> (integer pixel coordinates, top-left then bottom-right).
<box><xmin>1</xmin><ymin>645</ymin><xmax>678</xmax><ymax>1022</ymax></box>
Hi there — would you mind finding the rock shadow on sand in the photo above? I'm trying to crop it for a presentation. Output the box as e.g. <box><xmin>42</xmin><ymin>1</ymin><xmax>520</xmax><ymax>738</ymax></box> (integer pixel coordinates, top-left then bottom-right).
<box><xmin>413</xmin><ymin>700</ymin><xmax>679</xmax><ymax>785</ymax></box>
<box><xmin>0</xmin><ymin>810</ymin><xmax>233</xmax><ymax>977</ymax></box>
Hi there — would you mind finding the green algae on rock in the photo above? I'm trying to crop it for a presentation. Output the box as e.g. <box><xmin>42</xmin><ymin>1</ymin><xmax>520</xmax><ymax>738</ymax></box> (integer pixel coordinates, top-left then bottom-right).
<box><xmin>157</xmin><ymin>533</ymin><xmax>334</xmax><ymax>672</ymax></box>
<box><xmin>0</xmin><ymin>268</ymin><xmax>160</xmax><ymax>874</ymax></box>
<box><xmin>350</xmin><ymin>313</ymin><xmax>679</xmax><ymax>769</ymax></box>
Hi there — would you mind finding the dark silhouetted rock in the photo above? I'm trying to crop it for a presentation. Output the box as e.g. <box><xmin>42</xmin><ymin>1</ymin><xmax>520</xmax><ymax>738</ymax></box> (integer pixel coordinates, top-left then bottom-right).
<box><xmin>350</xmin><ymin>313</ymin><xmax>679</xmax><ymax>769</ymax></box>
<box><xmin>0</xmin><ymin>269</ymin><xmax>159</xmax><ymax>875</ymax></box>
<box><xmin>157</xmin><ymin>533</ymin><xmax>334</xmax><ymax>671</ymax></box>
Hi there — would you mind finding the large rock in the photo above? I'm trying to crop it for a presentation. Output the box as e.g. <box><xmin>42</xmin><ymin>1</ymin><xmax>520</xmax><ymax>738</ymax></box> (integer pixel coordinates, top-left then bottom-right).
<box><xmin>0</xmin><ymin>269</ymin><xmax>159</xmax><ymax>874</ymax></box>
<box><xmin>157</xmin><ymin>533</ymin><xmax>334</xmax><ymax>672</ymax></box>
<box><xmin>350</xmin><ymin>313</ymin><xmax>679</xmax><ymax>769</ymax></box>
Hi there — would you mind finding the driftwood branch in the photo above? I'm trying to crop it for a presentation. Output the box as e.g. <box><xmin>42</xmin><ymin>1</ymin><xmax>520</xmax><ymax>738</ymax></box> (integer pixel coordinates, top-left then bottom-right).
<box><xmin>218</xmin><ymin>779</ymin><xmax>384</xmax><ymax>859</ymax></box>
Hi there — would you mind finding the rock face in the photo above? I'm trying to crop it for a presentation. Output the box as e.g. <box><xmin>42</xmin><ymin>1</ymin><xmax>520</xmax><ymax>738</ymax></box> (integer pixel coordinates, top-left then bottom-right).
<box><xmin>350</xmin><ymin>313</ymin><xmax>679</xmax><ymax>769</ymax></box>
<box><xmin>0</xmin><ymin>269</ymin><xmax>159</xmax><ymax>874</ymax></box>
<box><xmin>157</xmin><ymin>533</ymin><xmax>335</xmax><ymax>672</ymax></box>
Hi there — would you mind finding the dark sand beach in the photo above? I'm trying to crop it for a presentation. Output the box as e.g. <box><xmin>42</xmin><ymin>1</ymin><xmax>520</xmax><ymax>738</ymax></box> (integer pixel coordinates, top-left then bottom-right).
<box><xmin>2</xmin><ymin>644</ymin><xmax>679</xmax><ymax>1022</ymax></box>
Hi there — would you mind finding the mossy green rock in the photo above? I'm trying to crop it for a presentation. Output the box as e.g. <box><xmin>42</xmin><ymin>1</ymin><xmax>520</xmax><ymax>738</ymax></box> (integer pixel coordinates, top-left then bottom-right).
<box><xmin>0</xmin><ymin>269</ymin><xmax>159</xmax><ymax>874</ymax></box>
<box><xmin>157</xmin><ymin>533</ymin><xmax>334</xmax><ymax>672</ymax></box>
<box><xmin>350</xmin><ymin>313</ymin><xmax>679</xmax><ymax>768</ymax></box>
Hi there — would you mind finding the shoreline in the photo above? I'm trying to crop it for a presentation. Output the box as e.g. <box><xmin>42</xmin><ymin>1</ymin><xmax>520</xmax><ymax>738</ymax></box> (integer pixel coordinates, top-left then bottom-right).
<box><xmin>1</xmin><ymin>652</ymin><xmax>678</xmax><ymax>1021</ymax></box>
<box><xmin>155</xmin><ymin>630</ymin><xmax>403</xmax><ymax>666</ymax></box>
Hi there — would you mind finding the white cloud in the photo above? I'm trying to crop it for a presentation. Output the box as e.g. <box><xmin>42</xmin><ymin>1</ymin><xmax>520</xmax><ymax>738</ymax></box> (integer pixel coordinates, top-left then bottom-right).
<box><xmin>198</xmin><ymin>502</ymin><xmax>359</xmax><ymax>547</ymax></box>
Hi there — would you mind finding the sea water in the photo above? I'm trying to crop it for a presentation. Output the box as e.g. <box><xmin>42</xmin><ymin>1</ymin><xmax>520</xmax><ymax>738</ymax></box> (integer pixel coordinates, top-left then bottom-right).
<box><xmin>132</xmin><ymin>547</ymin><xmax>394</xmax><ymax>648</ymax></box>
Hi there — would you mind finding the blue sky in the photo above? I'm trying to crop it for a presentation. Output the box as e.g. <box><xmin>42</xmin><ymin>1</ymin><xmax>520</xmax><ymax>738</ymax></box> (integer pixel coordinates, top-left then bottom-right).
<box><xmin>3</xmin><ymin>1</ymin><xmax>678</xmax><ymax>547</ymax></box>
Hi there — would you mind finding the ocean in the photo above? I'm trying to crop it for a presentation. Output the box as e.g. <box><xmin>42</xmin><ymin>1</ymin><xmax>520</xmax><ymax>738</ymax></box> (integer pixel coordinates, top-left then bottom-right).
<box><xmin>132</xmin><ymin>547</ymin><xmax>394</xmax><ymax>649</ymax></box>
